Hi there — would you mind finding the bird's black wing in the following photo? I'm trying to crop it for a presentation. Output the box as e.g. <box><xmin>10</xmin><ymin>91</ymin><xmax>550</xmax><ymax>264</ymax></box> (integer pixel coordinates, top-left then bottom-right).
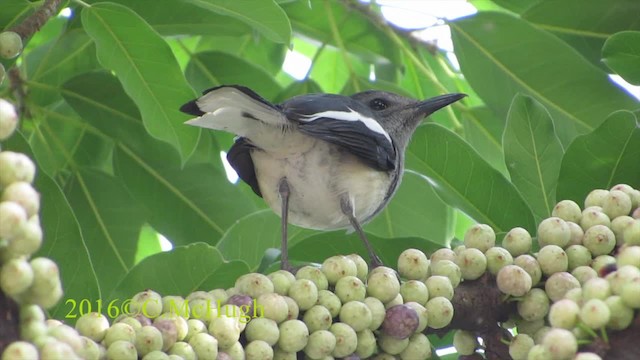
<box><xmin>226</xmin><ymin>137</ymin><xmax>262</xmax><ymax>197</ymax></box>
<box><xmin>283</xmin><ymin>94</ymin><xmax>396</xmax><ymax>171</ymax></box>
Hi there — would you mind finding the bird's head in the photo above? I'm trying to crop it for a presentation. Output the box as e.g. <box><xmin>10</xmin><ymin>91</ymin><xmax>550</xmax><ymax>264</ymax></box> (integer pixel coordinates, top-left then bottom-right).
<box><xmin>350</xmin><ymin>90</ymin><xmax>466</xmax><ymax>150</ymax></box>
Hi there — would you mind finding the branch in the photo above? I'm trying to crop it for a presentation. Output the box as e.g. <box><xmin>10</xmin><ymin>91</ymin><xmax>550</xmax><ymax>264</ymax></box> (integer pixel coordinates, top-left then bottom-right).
<box><xmin>8</xmin><ymin>0</ymin><xmax>64</xmax><ymax>40</ymax></box>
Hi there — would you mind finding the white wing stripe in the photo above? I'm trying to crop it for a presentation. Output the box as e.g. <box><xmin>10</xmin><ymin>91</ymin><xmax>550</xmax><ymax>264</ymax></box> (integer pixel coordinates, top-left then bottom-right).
<box><xmin>300</xmin><ymin>109</ymin><xmax>392</xmax><ymax>142</ymax></box>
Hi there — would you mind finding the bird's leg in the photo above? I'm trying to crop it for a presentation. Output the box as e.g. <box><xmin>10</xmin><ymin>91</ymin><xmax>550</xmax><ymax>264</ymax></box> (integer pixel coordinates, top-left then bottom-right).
<box><xmin>278</xmin><ymin>177</ymin><xmax>293</xmax><ymax>272</ymax></box>
<box><xmin>340</xmin><ymin>195</ymin><xmax>384</xmax><ymax>268</ymax></box>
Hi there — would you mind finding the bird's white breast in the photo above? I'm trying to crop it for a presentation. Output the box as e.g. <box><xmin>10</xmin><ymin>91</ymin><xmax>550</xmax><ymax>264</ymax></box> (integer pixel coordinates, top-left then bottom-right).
<box><xmin>251</xmin><ymin>133</ymin><xmax>392</xmax><ymax>230</ymax></box>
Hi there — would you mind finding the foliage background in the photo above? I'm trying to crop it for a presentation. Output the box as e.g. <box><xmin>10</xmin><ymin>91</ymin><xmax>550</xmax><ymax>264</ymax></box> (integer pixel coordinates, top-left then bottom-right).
<box><xmin>1</xmin><ymin>0</ymin><xmax>639</xmax><ymax>353</ymax></box>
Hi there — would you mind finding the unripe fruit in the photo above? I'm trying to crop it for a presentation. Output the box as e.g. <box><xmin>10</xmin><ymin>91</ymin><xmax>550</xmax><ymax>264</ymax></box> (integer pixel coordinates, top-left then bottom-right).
<box><xmin>464</xmin><ymin>223</ymin><xmax>495</xmax><ymax>252</ymax></box>
<box><xmin>288</xmin><ymin>279</ymin><xmax>318</xmax><ymax>310</ymax></box>
<box><xmin>537</xmin><ymin>245</ymin><xmax>568</xmax><ymax>275</ymax></box>
<box><xmin>622</xmin><ymin>219</ymin><xmax>640</xmax><ymax>245</ymax></box>
<box><xmin>316</xmin><ymin>289</ymin><xmax>341</xmax><ymax>317</ymax></box>
<box><xmin>485</xmin><ymin>246</ymin><xmax>513</xmax><ymax>275</ymax></box>
<box><xmin>517</xmin><ymin>288</ymin><xmax>549</xmax><ymax>321</ymax></box>
<box><xmin>379</xmin><ymin>334</ymin><xmax>409</xmax><ymax>355</ymax></box>
<box><xmin>167</xmin><ymin>342</ymin><xmax>196</xmax><ymax>359</ymax></box>
<box><xmin>424</xmin><ymin>275</ymin><xmax>453</xmax><ymax>300</ymax></box>
<box><xmin>567</xmin><ymin>221</ymin><xmax>584</xmax><ymax>246</ymax></box>
<box><xmin>346</xmin><ymin>253</ymin><xmax>368</xmax><ymax>282</ymax></box>
<box><xmin>321</xmin><ymin>255</ymin><xmax>357</xmax><ymax>285</ymax></box>
<box><xmin>153</xmin><ymin>318</ymin><xmax>179</xmax><ymax>351</ymax></box>
<box><xmin>130</xmin><ymin>289</ymin><xmax>163</xmax><ymax>319</ymax></box>
<box><xmin>605</xmin><ymin>295</ymin><xmax>634</xmax><ymax>330</ymax></box>
<box><xmin>135</xmin><ymin>325</ymin><xmax>163</xmax><ymax>356</ymax></box>
<box><xmin>245</xmin><ymin>340</ymin><xmax>273</xmax><ymax>360</ymax></box>
<box><xmin>502</xmin><ymin>227</ymin><xmax>532</xmax><ymax>257</ymax></box>
<box><xmin>429</xmin><ymin>248</ymin><xmax>456</xmax><ymax>263</ymax></box>
<box><xmin>552</xmin><ymin>200</ymin><xmax>582</xmax><ymax>223</ymax></box>
<box><xmin>0</xmin><ymin>257</ymin><xmax>33</xmax><ymax>296</ymax></box>
<box><xmin>591</xmin><ymin>254</ymin><xmax>616</xmax><ymax>274</ymax></box>
<box><xmin>456</xmin><ymin>247</ymin><xmax>487</xmax><ymax>280</ymax></box>
<box><xmin>582</xmin><ymin>277</ymin><xmax>611</xmax><ymax>300</ymax></box>
<box><xmin>602</xmin><ymin>189</ymin><xmax>632</xmax><ymax>218</ymax></box>
<box><xmin>572</xmin><ymin>265</ymin><xmax>598</xmax><ymax>285</ymax></box>
<box><xmin>256</xmin><ymin>292</ymin><xmax>288</xmax><ymax>323</ymax></box>
<box><xmin>509</xmin><ymin>334</ymin><xmax>534</xmax><ymax>360</ymax></box>
<box><xmin>400</xmin><ymin>333</ymin><xmax>431</xmax><ymax>360</ymax></box>
<box><xmin>514</xmin><ymin>254</ymin><xmax>542</xmax><ymax>285</ymax></box>
<box><xmin>1</xmin><ymin>182</ymin><xmax>40</xmax><ymax>218</ymax></box>
<box><xmin>303</xmin><ymin>330</ymin><xmax>336</xmax><ymax>359</ymax></box>
<box><xmin>611</xmin><ymin>216</ymin><xmax>635</xmax><ymax>245</ymax></box>
<box><xmin>0</xmin><ymin>151</ymin><xmax>36</xmax><ymax>186</ymax></box>
<box><xmin>397</xmin><ymin>248</ymin><xmax>429</xmax><ymax>280</ymax></box>
<box><xmin>616</xmin><ymin>245</ymin><xmax>640</xmax><ymax>267</ymax></box>
<box><xmin>75</xmin><ymin>312</ymin><xmax>110</xmax><ymax>342</ymax></box>
<box><xmin>141</xmin><ymin>350</ymin><xmax>169</xmax><ymax>360</ymax></box>
<box><xmin>235</xmin><ymin>273</ymin><xmax>274</xmax><ymax>298</ymax></box>
<box><xmin>108</xmin><ymin>340</ymin><xmax>138</xmax><ymax>360</ymax></box>
<box><xmin>548</xmin><ymin>299</ymin><xmax>580</xmax><ymax>329</ymax></box>
<box><xmin>399</xmin><ymin>280</ymin><xmax>429</xmax><ymax>305</ymax></box>
<box><xmin>574</xmin><ymin>353</ymin><xmax>603</xmax><ymax>360</ymax></box>
<box><xmin>580</xmin><ymin>299</ymin><xmax>610</xmax><ymax>329</ymax></box>
<box><xmin>541</xmin><ymin>328</ymin><xmax>577</xmax><ymax>360</ymax></box>
<box><xmin>545</xmin><ymin>272</ymin><xmax>580</xmax><ymax>302</ymax></box>
<box><xmin>363</xmin><ymin>296</ymin><xmax>386</xmax><ymax>330</ymax></box>
<box><xmin>245</xmin><ymin>318</ymin><xmax>279</xmax><ymax>345</ymax></box>
<box><xmin>514</xmin><ymin>318</ymin><xmax>544</xmax><ymax>336</ymax></box>
<box><xmin>583</xmin><ymin>224</ymin><xmax>615</xmax><ymax>256</ymax></box>
<box><xmin>335</xmin><ymin>275</ymin><xmax>366</xmax><ymax>302</ymax></box>
<box><xmin>496</xmin><ymin>265</ymin><xmax>532</xmax><ymax>296</ymax></box>
<box><xmin>621</xmin><ymin>280</ymin><xmax>640</xmax><ymax>308</ymax></box>
<box><xmin>366</xmin><ymin>268</ymin><xmax>400</xmax><ymax>303</ymax></box>
<box><xmin>302</xmin><ymin>305</ymin><xmax>332</xmax><ymax>332</ymax></box>
<box><xmin>329</xmin><ymin>322</ymin><xmax>357</xmax><ymax>357</ymax></box>
<box><xmin>0</xmin><ymin>201</ymin><xmax>27</xmax><ymax>239</ymax></box>
<box><xmin>104</xmin><ymin>323</ymin><xmax>136</xmax><ymax>347</ymax></box>
<box><xmin>404</xmin><ymin>301</ymin><xmax>428</xmax><ymax>332</ymax></box>
<box><xmin>425</xmin><ymin>296</ymin><xmax>454</xmax><ymax>329</ymax></box>
<box><xmin>268</xmin><ymin>270</ymin><xmax>295</xmax><ymax>295</ymax></box>
<box><xmin>565</xmin><ymin>245</ymin><xmax>592</xmax><ymax>271</ymax></box>
<box><xmin>208</xmin><ymin>316</ymin><xmax>240</xmax><ymax>349</ymax></box>
<box><xmin>611</xmin><ymin>184</ymin><xmax>639</xmax><ymax>207</ymax></box>
<box><xmin>0</xmin><ymin>31</ymin><xmax>23</xmax><ymax>59</ymax></box>
<box><xmin>189</xmin><ymin>333</ymin><xmax>219</xmax><ymax>359</ymax></box>
<box><xmin>295</xmin><ymin>265</ymin><xmax>328</xmax><ymax>291</ymax></box>
<box><xmin>584</xmin><ymin>189</ymin><xmax>608</xmax><ymax>208</ymax></box>
<box><xmin>382</xmin><ymin>304</ymin><xmax>419</xmax><ymax>339</ymax></box>
<box><xmin>580</xmin><ymin>207</ymin><xmax>610</xmax><ymax>230</ymax></box>
<box><xmin>1</xmin><ymin>341</ymin><xmax>38</xmax><ymax>360</ymax></box>
<box><xmin>340</xmin><ymin>300</ymin><xmax>372</xmax><ymax>332</ymax></box>
<box><xmin>356</xmin><ymin>329</ymin><xmax>377</xmax><ymax>358</ymax></box>
<box><xmin>0</xmin><ymin>98</ymin><xmax>18</xmax><ymax>140</ymax></box>
<box><xmin>453</xmin><ymin>330</ymin><xmax>477</xmax><ymax>355</ymax></box>
<box><xmin>537</xmin><ymin>217</ymin><xmax>571</xmax><ymax>247</ymax></box>
<box><xmin>429</xmin><ymin>259</ymin><xmax>461</xmax><ymax>287</ymax></box>
<box><xmin>278</xmin><ymin>319</ymin><xmax>309</xmax><ymax>353</ymax></box>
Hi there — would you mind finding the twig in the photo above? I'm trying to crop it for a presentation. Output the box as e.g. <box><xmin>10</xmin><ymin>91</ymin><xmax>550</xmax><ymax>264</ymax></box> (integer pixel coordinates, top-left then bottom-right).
<box><xmin>8</xmin><ymin>0</ymin><xmax>64</xmax><ymax>40</ymax></box>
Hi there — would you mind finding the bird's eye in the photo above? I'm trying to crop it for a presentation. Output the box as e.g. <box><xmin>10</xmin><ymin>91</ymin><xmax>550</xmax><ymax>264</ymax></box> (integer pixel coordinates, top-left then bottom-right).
<box><xmin>369</xmin><ymin>98</ymin><xmax>388</xmax><ymax>111</ymax></box>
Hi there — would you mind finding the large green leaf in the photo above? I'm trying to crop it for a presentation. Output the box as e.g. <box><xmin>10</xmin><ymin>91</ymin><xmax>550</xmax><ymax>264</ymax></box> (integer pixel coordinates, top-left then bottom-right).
<box><xmin>602</xmin><ymin>31</ymin><xmax>640</xmax><ymax>85</ymax></box>
<box><xmin>557</xmin><ymin>111</ymin><xmax>640</xmax><ymax>203</ymax></box>
<box><xmin>405</xmin><ymin>123</ymin><xmax>536</xmax><ymax>233</ymax></box>
<box><xmin>461</xmin><ymin>106</ymin><xmax>508</xmax><ymax>175</ymax></box>
<box><xmin>503</xmin><ymin>94</ymin><xmax>564</xmax><ymax>222</ymax></box>
<box><xmin>85</xmin><ymin>0</ymin><xmax>252</xmax><ymax>36</ymax></box>
<box><xmin>64</xmin><ymin>169</ymin><xmax>147</xmax><ymax>297</ymax></box>
<box><xmin>282</xmin><ymin>0</ymin><xmax>399</xmax><ymax>64</ymax></box>
<box><xmin>523</xmin><ymin>0</ymin><xmax>640</xmax><ymax>71</ymax></box>
<box><xmin>217</xmin><ymin>210</ymin><xmax>315</xmax><ymax>270</ymax></box>
<box><xmin>185</xmin><ymin>51</ymin><xmax>282</xmax><ymax>98</ymax></box>
<box><xmin>0</xmin><ymin>0</ymin><xmax>36</xmax><ymax>30</ymax></box>
<box><xmin>182</xmin><ymin>0</ymin><xmax>291</xmax><ymax>44</ymax></box>
<box><xmin>195</xmin><ymin>34</ymin><xmax>287</xmax><ymax>75</ymax></box>
<box><xmin>366</xmin><ymin>171</ymin><xmax>454</xmax><ymax>246</ymax></box>
<box><xmin>109</xmin><ymin>243</ymin><xmax>250</xmax><ymax>301</ymax></box>
<box><xmin>450</xmin><ymin>12</ymin><xmax>639</xmax><ymax>145</ymax></box>
<box><xmin>82</xmin><ymin>3</ymin><xmax>197</xmax><ymax>160</ymax></box>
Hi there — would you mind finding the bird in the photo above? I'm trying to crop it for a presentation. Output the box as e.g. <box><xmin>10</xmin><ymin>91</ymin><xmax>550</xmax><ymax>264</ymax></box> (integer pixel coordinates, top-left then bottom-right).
<box><xmin>180</xmin><ymin>85</ymin><xmax>465</xmax><ymax>270</ymax></box>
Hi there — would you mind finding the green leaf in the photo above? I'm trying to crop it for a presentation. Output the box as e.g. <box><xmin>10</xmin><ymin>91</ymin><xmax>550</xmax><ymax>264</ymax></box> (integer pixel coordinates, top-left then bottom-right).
<box><xmin>217</xmin><ymin>210</ymin><xmax>315</xmax><ymax>270</ymax></box>
<box><xmin>185</xmin><ymin>51</ymin><xmax>282</xmax><ymax>98</ymax></box>
<box><xmin>110</xmin><ymin>243</ymin><xmax>250</xmax><ymax>300</ymax></box>
<box><xmin>135</xmin><ymin>225</ymin><xmax>163</xmax><ymax>265</ymax></box>
<box><xmin>486</xmin><ymin>0</ymin><xmax>538</xmax><ymax>13</ymax></box>
<box><xmin>182</xmin><ymin>0</ymin><xmax>291</xmax><ymax>44</ymax></box>
<box><xmin>81</xmin><ymin>3</ymin><xmax>197</xmax><ymax>160</ymax></box>
<box><xmin>282</xmin><ymin>0</ymin><xmax>399</xmax><ymax>64</ymax></box>
<box><xmin>450</xmin><ymin>12</ymin><xmax>639</xmax><ymax>145</ymax></box>
<box><xmin>523</xmin><ymin>0</ymin><xmax>640</xmax><ymax>71</ymax></box>
<box><xmin>405</xmin><ymin>123</ymin><xmax>536</xmax><ymax>233</ymax></box>
<box><xmin>557</xmin><ymin>111</ymin><xmax>640</xmax><ymax>203</ymax></box>
<box><xmin>86</xmin><ymin>0</ymin><xmax>253</xmax><ymax>36</ymax></box>
<box><xmin>461</xmin><ymin>106</ymin><xmax>508</xmax><ymax>175</ymax></box>
<box><xmin>195</xmin><ymin>34</ymin><xmax>287</xmax><ymax>75</ymax></box>
<box><xmin>602</xmin><ymin>31</ymin><xmax>640</xmax><ymax>85</ymax></box>
<box><xmin>64</xmin><ymin>169</ymin><xmax>147</xmax><ymax>297</ymax></box>
<box><xmin>366</xmin><ymin>171</ymin><xmax>454</xmax><ymax>246</ymax></box>
<box><xmin>503</xmin><ymin>94</ymin><xmax>564</xmax><ymax>222</ymax></box>
<box><xmin>0</xmin><ymin>0</ymin><xmax>37</xmax><ymax>30</ymax></box>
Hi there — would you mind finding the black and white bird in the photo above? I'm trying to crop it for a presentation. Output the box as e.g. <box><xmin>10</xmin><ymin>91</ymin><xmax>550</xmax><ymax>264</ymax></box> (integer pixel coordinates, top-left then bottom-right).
<box><xmin>180</xmin><ymin>85</ymin><xmax>465</xmax><ymax>270</ymax></box>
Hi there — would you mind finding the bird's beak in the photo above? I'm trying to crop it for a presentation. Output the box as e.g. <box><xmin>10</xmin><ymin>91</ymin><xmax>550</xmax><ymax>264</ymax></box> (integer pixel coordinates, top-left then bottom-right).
<box><xmin>416</xmin><ymin>93</ymin><xmax>466</xmax><ymax>117</ymax></box>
